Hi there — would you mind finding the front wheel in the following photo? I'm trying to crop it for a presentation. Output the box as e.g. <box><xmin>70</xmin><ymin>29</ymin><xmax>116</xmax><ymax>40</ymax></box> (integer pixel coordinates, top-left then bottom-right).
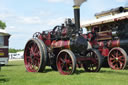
<box><xmin>83</xmin><ymin>49</ymin><xmax>103</xmax><ymax>72</ymax></box>
<box><xmin>24</xmin><ymin>38</ymin><xmax>47</xmax><ymax>72</ymax></box>
<box><xmin>108</xmin><ymin>47</ymin><xmax>128</xmax><ymax>70</ymax></box>
<box><xmin>56</xmin><ymin>49</ymin><xmax>76</xmax><ymax>75</ymax></box>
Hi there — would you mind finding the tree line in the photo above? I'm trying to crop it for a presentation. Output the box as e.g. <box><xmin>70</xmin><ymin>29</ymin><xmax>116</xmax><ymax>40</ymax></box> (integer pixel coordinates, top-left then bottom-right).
<box><xmin>9</xmin><ymin>48</ymin><xmax>24</xmax><ymax>53</ymax></box>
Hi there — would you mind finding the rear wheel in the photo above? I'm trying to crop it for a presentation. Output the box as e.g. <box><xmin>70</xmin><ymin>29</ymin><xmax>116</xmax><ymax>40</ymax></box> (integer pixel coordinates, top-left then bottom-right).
<box><xmin>24</xmin><ymin>38</ymin><xmax>47</xmax><ymax>72</ymax></box>
<box><xmin>108</xmin><ymin>47</ymin><xmax>128</xmax><ymax>70</ymax></box>
<box><xmin>56</xmin><ymin>49</ymin><xmax>76</xmax><ymax>75</ymax></box>
<box><xmin>83</xmin><ymin>49</ymin><xmax>103</xmax><ymax>72</ymax></box>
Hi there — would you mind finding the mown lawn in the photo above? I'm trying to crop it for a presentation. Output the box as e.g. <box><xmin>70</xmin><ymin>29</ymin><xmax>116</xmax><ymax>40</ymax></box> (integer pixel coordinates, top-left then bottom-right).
<box><xmin>0</xmin><ymin>60</ymin><xmax>128</xmax><ymax>85</ymax></box>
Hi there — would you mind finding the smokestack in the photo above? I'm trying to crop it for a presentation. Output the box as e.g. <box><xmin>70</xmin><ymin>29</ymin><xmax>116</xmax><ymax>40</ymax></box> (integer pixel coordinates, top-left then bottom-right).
<box><xmin>73</xmin><ymin>0</ymin><xmax>87</xmax><ymax>32</ymax></box>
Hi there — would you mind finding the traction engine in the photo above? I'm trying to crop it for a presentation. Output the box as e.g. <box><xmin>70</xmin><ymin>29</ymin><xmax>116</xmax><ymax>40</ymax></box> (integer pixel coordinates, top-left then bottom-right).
<box><xmin>24</xmin><ymin>0</ymin><xmax>103</xmax><ymax>75</ymax></box>
<box><xmin>82</xmin><ymin>6</ymin><xmax>128</xmax><ymax>70</ymax></box>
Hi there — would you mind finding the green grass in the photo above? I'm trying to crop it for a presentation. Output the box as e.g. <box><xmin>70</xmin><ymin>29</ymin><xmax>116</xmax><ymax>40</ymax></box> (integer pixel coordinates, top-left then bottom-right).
<box><xmin>0</xmin><ymin>60</ymin><xmax>128</xmax><ymax>85</ymax></box>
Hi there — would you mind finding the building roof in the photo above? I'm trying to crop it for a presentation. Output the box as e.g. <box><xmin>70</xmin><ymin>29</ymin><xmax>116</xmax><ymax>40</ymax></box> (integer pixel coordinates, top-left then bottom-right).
<box><xmin>81</xmin><ymin>12</ymin><xmax>128</xmax><ymax>28</ymax></box>
<box><xmin>0</xmin><ymin>29</ymin><xmax>10</xmax><ymax>36</ymax></box>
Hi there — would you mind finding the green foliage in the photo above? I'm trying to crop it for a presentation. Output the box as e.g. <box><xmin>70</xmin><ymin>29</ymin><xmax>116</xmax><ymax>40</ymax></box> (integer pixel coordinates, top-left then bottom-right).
<box><xmin>0</xmin><ymin>60</ymin><xmax>128</xmax><ymax>85</ymax></box>
<box><xmin>0</xmin><ymin>20</ymin><xmax>6</xmax><ymax>29</ymax></box>
<box><xmin>9</xmin><ymin>48</ymin><xmax>24</xmax><ymax>53</ymax></box>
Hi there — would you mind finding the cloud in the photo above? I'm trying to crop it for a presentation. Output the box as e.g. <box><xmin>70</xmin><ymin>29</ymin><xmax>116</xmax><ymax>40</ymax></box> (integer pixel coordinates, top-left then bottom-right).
<box><xmin>0</xmin><ymin>13</ymin><xmax>12</xmax><ymax>19</ymax></box>
<box><xmin>0</xmin><ymin>1</ymin><xmax>69</xmax><ymax>49</ymax></box>
<box><xmin>47</xmin><ymin>17</ymin><xmax>66</xmax><ymax>26</ymax></box>
<box><xmin>116</xmin><ymin>0</ymin><xmax>128</xmax><ymax>2</ymax></box>
<box><xmin>18</xmin><ymin>16</ymin><xmax>42</xmax><ymax>24</ymax></box>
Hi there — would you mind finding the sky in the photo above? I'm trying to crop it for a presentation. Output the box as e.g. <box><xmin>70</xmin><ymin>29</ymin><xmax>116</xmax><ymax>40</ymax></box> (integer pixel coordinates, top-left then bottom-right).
<box><xmin>0</xmin><ymin>0</ymin><xmax>127</xmax><ymax>49</ymax></box>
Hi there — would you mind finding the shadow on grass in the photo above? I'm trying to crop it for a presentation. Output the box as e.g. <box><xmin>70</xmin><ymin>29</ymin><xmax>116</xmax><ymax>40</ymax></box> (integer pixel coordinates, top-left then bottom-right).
<box><xmin>44</xmin><ymin>68</ymin><xmax>57</xmax><ymax>73</ymax></box>
<box><xmin>0</xmin><ymin>75</ymin><xmax>10</xmax><ymax>83</ymax></box>
<box><xmin>4</xmin><ymin>64</ymin><xmax>22</xmax><ymax>67</ymax></box>
<box><xmin>100</xmin><ymin>70</ymin><xmax>128</xmax><ymax>75</ymax></box>
<box><xmin>0</xmin><ymin>78</ymin><xmax>10</xmax><ymax>83</ymax></box>
<box><xmin>75</xmin><ymin>68</ymin><xmax>128</xmax><ymax>75</ymax></box>
<box><xmin>75</xmin><ymin>70</ymin><xmax>85</xmax><ymax>74</ymax></box>
<box><xmin>0</xmin><ymin>75</ymin><xmax>5</xmax><ymax>77</ymax></box>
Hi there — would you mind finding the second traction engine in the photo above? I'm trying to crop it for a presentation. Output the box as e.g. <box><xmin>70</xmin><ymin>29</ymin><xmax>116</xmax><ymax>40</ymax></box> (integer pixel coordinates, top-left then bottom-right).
<box><xmin>24</xmin><ymin>0</ymin><xmax>103</xmax><ymax>75</ymax></box>
<box><xmin>83</xmin><ymin>6</ymin><xmax>128</xmax><ymax>70</ymax></box>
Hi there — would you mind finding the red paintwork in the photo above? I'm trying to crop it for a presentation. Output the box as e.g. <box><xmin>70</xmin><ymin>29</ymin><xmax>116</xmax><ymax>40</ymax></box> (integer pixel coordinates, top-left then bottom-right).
<box><xmin>101</xmin><ymin>48</ymin><xmax>109</xmax><ymax>57</ymax></box>
<box><xmin>51</xmin><ymin>40</ymin><xmax>70</xmax><ymax>49</ymax></box>
<box><xmin>76</xmin><ymin>57</ymin><xmax>97</xmax><ymax>63</ymax></box>
<box><xmin>87</xmin><ymin>33</ymin><xmax>93</xmax><ymax>41</ymax></box>
<box><xmin>107</xmin><ymin>40</ymin><xmax>120</xmax><ymax>48</ymax></box>
<box><xmin>98</xmin><ymin>42</ymin><xmax>104</xmax><ymax>48</ymax></box>
<box><xmin>40</xmin><ymin>32</ymin><xmax>52</xmax><ymax>46</ymax></box>
<box><xmin>111</xmin><ymin>40</ymin><xmax>120</xmax><ymax>47</ymax></box>
<box><xmin>61</xmin><ymin>28</ymin><xmax>67</xmax><ymax>36</ymax></box>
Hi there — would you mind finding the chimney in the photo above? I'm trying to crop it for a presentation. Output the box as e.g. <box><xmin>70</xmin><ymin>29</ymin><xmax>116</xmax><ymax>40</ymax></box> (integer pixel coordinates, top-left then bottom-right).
<box><xmin>73</xmin><ymin>0</ymin><xmax>87</xmax><ymax>32</ymax></box>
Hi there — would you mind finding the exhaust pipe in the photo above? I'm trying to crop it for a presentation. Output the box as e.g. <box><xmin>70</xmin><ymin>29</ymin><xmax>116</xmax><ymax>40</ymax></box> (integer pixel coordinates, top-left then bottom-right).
<box><xmin>73</xmin><ymin>0</ymin><xmax>87</xmax><ymax>32</ymax></box>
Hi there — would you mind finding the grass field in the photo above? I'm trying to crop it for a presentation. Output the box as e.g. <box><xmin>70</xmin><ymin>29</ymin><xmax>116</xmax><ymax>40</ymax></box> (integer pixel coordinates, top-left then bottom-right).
<box><xmin>0</xmin><ymin>60</ymin><xmax>128</xmax><ymax>85</ymax></box>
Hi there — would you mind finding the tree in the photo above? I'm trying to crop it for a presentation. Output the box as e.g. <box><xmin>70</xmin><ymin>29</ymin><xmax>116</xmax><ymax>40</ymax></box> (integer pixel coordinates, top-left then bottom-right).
<box><xmin>0</xmin><ymin>20</ymin><xmax>6</xmax><ymax>29</ymax></box>
<box><xmin>9</xmin><ymin>48</ymin><xmax>24</xmax><ymax>53</ymax></box>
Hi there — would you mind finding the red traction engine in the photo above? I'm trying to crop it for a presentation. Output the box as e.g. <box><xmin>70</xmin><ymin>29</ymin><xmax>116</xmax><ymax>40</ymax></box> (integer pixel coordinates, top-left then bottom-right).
<box><xmin>82</xmin><ymin>6</ymin><xmax>128</xmax><ymax>70</ymax></box>
<box><xmin>24</xmin><ymin>0</ymin><xmax>103</xmax><ymax>75</ymax></box>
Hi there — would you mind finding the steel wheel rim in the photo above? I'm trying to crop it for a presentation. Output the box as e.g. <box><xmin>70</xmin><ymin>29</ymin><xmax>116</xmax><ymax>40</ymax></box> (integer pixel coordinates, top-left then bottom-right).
<box><xmin>24</xmin><ymin>40</ymin><xmax>41</xmax><ymax>72</ymax></box>
<box><xmin>57</xmin><ymin>52</ymin><xmax>73</xmax><ymax>75</ymax></box>
<box><xmin>108</xmin><ymin>48</ymin><xmax>126</xmax><ymax>70</ymax></box>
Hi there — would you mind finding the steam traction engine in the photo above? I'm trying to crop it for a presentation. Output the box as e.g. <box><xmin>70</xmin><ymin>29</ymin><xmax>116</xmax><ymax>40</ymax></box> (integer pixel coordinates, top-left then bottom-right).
<box><xmin>24</xmin><ymin>0</ymin><xmax>103</xmax><ymax>75</ymax></box>
<box><xmin>82</xmin><ymin>6</ymin><xmax>128</xmax><ymax>70</ymax></box>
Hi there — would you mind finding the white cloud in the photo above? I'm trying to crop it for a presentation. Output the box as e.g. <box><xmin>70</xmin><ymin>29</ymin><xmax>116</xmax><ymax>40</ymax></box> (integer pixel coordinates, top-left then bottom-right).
<box><xmin>18</xmin><ymin>16</ymin><xmax>42</xmax><ymax>24</ymax></box>
<box><xmin>47</xmin><ymin>17</ymin><xmax>66</xmax><ymax>26</ymax></box>
<box><xmin>0</xmin><ymin>2</ymin><xmax>68</xmax><ymax>49</ymax></box>
<box><xmin>116</xmin><ymin>0</ymin><xmax>128</xmax><ymax>2</ymax></box>
<box><xmin>0</xmin><ymin>13</ymin><xmax>12</xmax><ymax>19</ymax></box>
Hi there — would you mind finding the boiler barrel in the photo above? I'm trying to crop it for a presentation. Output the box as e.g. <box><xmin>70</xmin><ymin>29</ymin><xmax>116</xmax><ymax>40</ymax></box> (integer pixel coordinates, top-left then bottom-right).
<box><xmin>108</xmin><ymin>39</ymin><xmax>128</xmax><ymax>48</ymax></box>
<box><xmin>51</xmin><ymin>36</ymin><xmax>88</xmax><ymax>53</ymax></box>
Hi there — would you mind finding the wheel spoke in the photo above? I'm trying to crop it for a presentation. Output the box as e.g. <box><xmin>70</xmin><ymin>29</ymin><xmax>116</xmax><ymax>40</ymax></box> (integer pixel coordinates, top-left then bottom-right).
<box><xmin>61</xmin><ymin>63</ymin><xmax>65</xmax><ymax>69</ymax></box>
<box><xmin>64</xmin><ymin>53</ymin><xmax>68</xmax><ymax>61</ymax></box>
<box><xmin>110</xmin><ymin>57</ymin><xmax>114</xmax><ymax>61</ymax></box>
<box><xmin>116</xmin><ymin>50</ymin><xmax>119</xmax><ymax>57</ymax></box>
<box><xmin>34</xmin><ymin>51</ymin><xmax>40</xmax><ymax>57</ymax></box>
<box><xmin>118</xmin><ymin>56</ymin><xmax>125</xmax><ymax>62</ymax></box>
<box><xmin>111</xmin><ymin>54</ymin><xmax>116</xmax><ymax>58</ymax></box>
<box><xmin>119</xmin><ymin>61</ymin><xmax>123</xmax><ymax>69</ymax></box>
<box><xmin>111</xmin><ymin>59</ymin><xmax>116</xmax><ymax>64</ymax></box>
<box><xmin>60</xmin><ymin>58</ymin><xmax>65</xmax><ymax>63</ymax></box>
